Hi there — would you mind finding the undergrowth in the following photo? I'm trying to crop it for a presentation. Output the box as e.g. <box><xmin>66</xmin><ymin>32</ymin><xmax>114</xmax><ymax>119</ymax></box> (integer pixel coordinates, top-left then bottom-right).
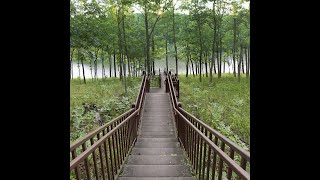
<box><xmin>179</xmin><ymin>74</ymin><xmax>250</xmax><ymax>150</ymax></box>
<box><xmin>70</xmin><ymin>77</ymin><xmax>141</xmax><ymax>144</ymax></box>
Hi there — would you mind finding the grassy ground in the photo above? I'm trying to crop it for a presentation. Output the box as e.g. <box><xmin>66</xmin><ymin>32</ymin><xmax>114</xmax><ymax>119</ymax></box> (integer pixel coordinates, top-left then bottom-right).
<box><xmin>179</xmin><ymin>74</ymin><xmax>250</xmax><ymax>150</ymax></box>
<box><xmin>70</xmin><ymin>77</ymin><xmax>142</xmax><ymax>143</ymax></box>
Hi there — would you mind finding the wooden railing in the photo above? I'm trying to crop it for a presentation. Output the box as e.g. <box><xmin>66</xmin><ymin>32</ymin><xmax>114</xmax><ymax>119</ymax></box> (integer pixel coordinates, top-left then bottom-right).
<box><xmin>70</xmin><ymin>75</ymin><xmax>148</xmax><ymax>180</ymax></box>
<box><xmin>166</xmin><ymin>74</ymin><xmax>250</xmax><ymax>180</ymax></box>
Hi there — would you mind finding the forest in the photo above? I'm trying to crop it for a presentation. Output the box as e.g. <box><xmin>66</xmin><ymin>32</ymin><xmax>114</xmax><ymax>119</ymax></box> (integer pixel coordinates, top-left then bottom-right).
<box><xmin>70</xmin><ymin>0</ymin><xmax>250</xmax><ymax>149</ymax></box>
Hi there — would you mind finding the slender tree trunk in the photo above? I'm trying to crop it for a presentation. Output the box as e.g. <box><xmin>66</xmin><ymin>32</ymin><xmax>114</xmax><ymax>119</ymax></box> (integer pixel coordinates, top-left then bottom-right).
<box><xmin>238</xmin><ymin>45</ymin><xmax>242</xmax><ymax>82</ymax></box>
<box><xmin>210</xmin><ymin>0</ymin><xmax>217</xmax><ymax>83</ymax></box>
<box><xmin>228</xmin><ymin>57</ymin><xmax>231</xmax><ymax>75</ymax></box>
<box><xmin>81</xmin><ymin>55</ymin><xmax>86</xmax><ymax>84</ymax></box>
<box><xmin>173</xmin><ymin>7</ymin><xmax>178</xmax><ymax>76</ymax></box>
<box><xmin>109</xmin><ymin>52</ymin><xmax>112</xmax><ymax>78</ymax></box>
<box><xmin>205</xmin><ymin>52</ymin><xmax>208</xmax><ymax>77</ymax></box>
<box><xmin>133</xmin><ymin>58</ymin><xmax>136</xmax><ymax>77</ymax></box>
<box><xmin>70</xmin><ymin>48</ymin><xmax>74</xmax><ymax>80</ymax></box>
<box><xmin>94</xmin><ymin>48</ymin><xmax>99</xmax><ymax>79</ymax></box>
<box><xmin>216</xmin><ymin>40</ymin><xmax>220</xmax><ymax>77</ymax></box>
<box><xmin>219</xmin><ymin>39</ymin><xmax>222</xmax><ymax>78</ymax></box>
<box><xmin>233</xmin><ymin>17</ymin><xmax>237</xmax><ymax>77</ymax></box>
<box><xmin>248</xmin><ymin>46</ymin><xmax>250</xmax><ymax>77</ymax></box>
<box><xmin>122</xmin><ymin>14</ymin><xmax>130</xmax><ymax>79</ymax></box>
<box><xmin>152</xmin><ymin>33</ymin><xmax>155</xmax><ymax>74</ymax></box>
<box><xmin>186</xmin><ymin>54</ymin><xmax>189</xmax><ymax>77</ymax></box>
<box><xmin>223</xmin><ymin>58</ymin><xmax>226</xmax><ymax>74</ymax></box>
<box><xmin>113</xmin><ymin>49</ymin><xmax>117</xmax><ymax>77</ymax></box>
<box><xmin>139</xmin><ymin>58</ymin><xmax>141</xmax><ymax>76</ymax></box>
<box><xmin>144</xmin><ymin>6</ymin><xmax>151</xmax><ymax>74</ymax></box>
<box><xmin>117</xmin><ymin>5</ymin><xmax>124</xmax><ymax>82</ymax></box>
<box><xmin>78</xmin><ymin>50</ymin><xmax>80</xmax><ymax>78</ymax></box>
<box><xmin>90</xmin><ymin>56</ymin><xmax>93</xmax><ymax>80</ymax></box>
<box><xmin>241</xmin><ymin>46</ymin><xmax>245</xmax><ymax>74</ymax></box>
<box><xmin>191</xmin><ymin>58</ymin><xmax>195</xmax><ymax>77</ymax></box>
<box><xmin>119</xmin><ymin>61</ymin><xmax>122</xmax><ymax>79</ymax></box>
<box><xmin>195</xmin><ymin>63</ymin><xmax>198</xmax><ymax>75</ymax></box>
<box><xmin>101</xmin><ymin>52</ymin><xmax>105</xmax><ymax>78</ymax></box>
<box><xmin>165</xmin><ymin>38</ymin><xmax>168</xmax><ymax>72</ymax></box>
<box><xmin>123</xmin><ymin>54</ymin><xmax>127</xmax><ymax>94</ymax></box>
<box><xmin>198</xmin><ymin>25</ymin><xmax>202</xmax><ymax>82</ymax></box>
<box><xmin>213</xmin><ymin>57</ymin><xmax>217</xmax><ymax>74</ymax></box>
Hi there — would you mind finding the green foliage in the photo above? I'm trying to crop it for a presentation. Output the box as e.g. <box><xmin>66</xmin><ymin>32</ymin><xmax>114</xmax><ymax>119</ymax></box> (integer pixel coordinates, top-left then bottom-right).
<box><xmin>70</xmin><ymin>77</ymin><xmax>141</xmax><ymax>143</ymax></box>
<box><xmin>179</xmin><ymin>74</ymin><xmax>250</xmax><ymax>150</ymax></box>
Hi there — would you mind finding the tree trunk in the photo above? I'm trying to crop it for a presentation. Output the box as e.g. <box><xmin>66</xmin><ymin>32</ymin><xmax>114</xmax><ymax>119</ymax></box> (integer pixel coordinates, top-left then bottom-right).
<box><xmin>70</xmin><ymin>48</ymin><xmax>74</xmax><ymax>80</ymax></box>
<box><xmin>117</xmin><ymin>6</ymin><xmax>123</xmax><ymax>81</ymax></box>
<box><xmin>122</xmin><ymin>14</ymin><xmax>130</xmax><ymax>78</ymax></box>
<box><xmin>247</xmin><ymin>46</ymin><xmax>250</xmax><ymax>78</ymax></box>
<box><xmin>191</xmin><ymin>58</ymin><xmax>195</xmax><ymax>77</ymax></box>
<box><xmin>210</xmin><ymin>0</ymin><xmax>217</xmax><ymax>83</ymax></box>
<box><xmin>78</xmin><ymin>50</ymin><xmax>80</xmax><ymax>78</ymax></box>
<box><xmin>233</xmin><ymin>17</ymin><xmax>237</xmax><ymax>77</ymax></box>
<box><xmin>223</xmin><ymin>58</ymin><xmax>226</xmax><ymax>74</ymax></box>
<box><xmin>101</xmin><ymin>52</ymin><xmax>105</xmax><ymax>78</ymax></box>
<box><xmin>94</xmin><ymin>48</ymin><xmax>99</xmax><ymax>79</ymax></box>
<box><xmin>198</xmin><ymin>26</ymin><xmax>202</xmax><ymax>82</ymax></box>
<box><xmin>119</xmin><ymin>61</ymin><xmax>122</xmax><ymax>80</ymax></box>
<box><xmin>144</xmin><ymin>6</ymin><xmax>151</xmax><ymax>75</ymax></box>
<box><xmin>113</xmin><ymin>49</ymin><xmax>117</xmax><ymax>77</ymax></box>
<box><xmin>90</xmin><ymin>56</ymin><xmax>93</xmax><ymax>80</ymax></box>
<box><xmin>238</xmin><ymin>45</ymin><xmax>242</xmax><ymax>82</ymax></box>
<box><xmin>219</xmin><ymin>38</ymin><xmax>222</xmax><ymax>78</ymax></box>
<box><xmin>173</xmin><ymin>7</ymin><xmax>178</xmax><ymax>76</ymax></box>
<box><xmin>205</xmin><ymin>52</ymin><xmax>208</xmax><ymax>77</ymax></box>
<box><xmin>213</xmin><ymin>57</ymin><xmax>217</xmax><ymax>74</ymax></box>
<box><xmin>195</xmin><ymin>63</ymin><xmax>197</xmax><ymax>75</ymax></box>
<box><xmin>165</xmin><ymin>38</ymin><xmax>168</xmax><ymax>73</ymax></box>
<box><xmin>152</xmin><ymin>33</ymin><xmax>155</xmax><ymax>75</ymax></box>
<box><xmin>216</xmin><ymin>40</ymin><xmax>220</xmax><ymax>78</ymax></box>
<box><xmin>241</xmin><ymin>46</ymin><xmax>245</xmax><ymax>74</ymax></box>
<box><xmin>123</xmin><ymin>54</ymin><xmax>127</xmax><ymax>94</ymax></box>
<box><xmin>81</xmin><ymin>55</ymin><xmax>86</xmax><ymax>84</ymax></box>
<box><xmin>109</xmin><ymin>52</ymin><xmax>112</xmax><ymax>78</ymax></box>
<box><xmin>139</xmin><ymin>58</ymin><xmax>141</xmax><ymax>76</ymax></box>
<box><xmin>186</xmin><ymin>54</ymin><xmax>189</xmax><ymax>77</ymax></box>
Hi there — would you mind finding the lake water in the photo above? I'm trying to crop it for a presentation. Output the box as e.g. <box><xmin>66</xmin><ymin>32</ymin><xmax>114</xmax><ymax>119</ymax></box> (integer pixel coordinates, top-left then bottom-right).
<box><xmin>71</xmin><ymin>57</ymin><xmax>244</xmax><ymax>79</ymax></box>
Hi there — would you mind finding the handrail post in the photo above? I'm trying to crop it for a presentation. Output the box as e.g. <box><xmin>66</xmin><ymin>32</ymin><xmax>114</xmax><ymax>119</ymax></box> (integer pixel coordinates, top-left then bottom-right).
<box><xmin>165</xmin><ymin>77</ymin><xmax>169</xmax><ymax>93</ymax></box>
<box><xmin>177</xmin><ymin>79</ymin><xmax>179</xmax><ymax>98</ymax></box>
<box><xmin>159</xmin><ymin>69</ymin><xmax>161</xmax><ymax>88</ymax></box>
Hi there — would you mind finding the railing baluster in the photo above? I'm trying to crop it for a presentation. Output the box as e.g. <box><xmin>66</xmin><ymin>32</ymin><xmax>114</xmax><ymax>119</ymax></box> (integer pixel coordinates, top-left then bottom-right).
<box><xmin>198</xmin><ymin>126</ymin><xmax>204</xmax><ymax>180</ymax></box>
<box><xmin>227</xmin><ymin>149</ymin><xmax>235</xmax><ymax>179</ymax></box>
<box><xmin>96</xmin><ymin>133</ymin><xmax>105</xmax><ymax>180</ymax></box>
<box><xmin>90</xmin><ymin>138</ymin><xmax>99</xmax><ymax>180</ymax></box>
<box><xmin>123</xmin><ymin>120</ymin><xmax>129</xmax><ymax>157</ymax></box>
<box><xmin>211</xmin><ymin>137</ymin><xmax>218</xmax><ymax>180</ymax></box>
<box><xmin>206</xmin><ymin>133</ymin><xmax>213</xmax><ymax>180</ymax></box>
<box><xmin>195</xmin><ymin>128</ymin><xmax>200</xmax><ymax>174</ymax></box>
<box><xmin>201</xmin><ymin>129</ymin><xmax>208</xmax><ymax>180</ymax></box>
<box><xmin>71</xmin><ymin>149</ymin><xmax>81</xmax><ymax>180</ymax></box>
<box><xmin>110</xmin><ymin>124</ymin><xmax>118</xmax><ymax>175</ymax></box>
<box><xmin>192</xmin><ymin>123</ymin><xmax>196</xmax><ymax>169</ymax></box>
<box><xmin>237</xmin><ymin>157</ymin><xmax>247</xmax><ymax>180</ymax></box>
<box><xmin>114</xmin><ymin>121</ymin><xmax>121</xmax><ymax>168</ymax></box>
<box><xmin>107</xmin><ymin>127</ymin><xmax>115</xmax><ymax>179</ymax></box>
<box><xmin>82</xmin><ymin>143</ymin><xmax>92</xmax><ymax>180</ymax></box>
<box><xmin>102</xmin><ymin>130</ymin><xmax>111</xmax><ymax>180</ymax></box>
<box><xmin>198</xmin><ymin>135</ymin><xmax>203</xmax><ymax>180</ymax></box>
<box><xmin>118</xmin><ymin>118</ymin><xmax>124</xmax><ymax>163</ymax></box>
<box><xmin>218</xmin><ymin>142</ymin><xmax>225</xmax><ymax>180</ymax></box>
